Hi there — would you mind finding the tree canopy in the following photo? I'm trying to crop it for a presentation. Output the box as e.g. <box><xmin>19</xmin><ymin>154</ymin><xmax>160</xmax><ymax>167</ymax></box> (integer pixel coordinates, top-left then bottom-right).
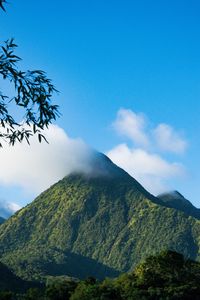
<box><xmin>2</xmin><ymin>251</ymin><xmax>200</xmax><ymax>299</ymax></box>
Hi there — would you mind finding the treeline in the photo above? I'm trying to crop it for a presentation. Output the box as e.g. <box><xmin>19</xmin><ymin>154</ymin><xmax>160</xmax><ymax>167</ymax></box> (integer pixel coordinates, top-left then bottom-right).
<box><xmin>1</xmin><ymin>251</ymin><xmax>200</xmax><ymax>300</ymax></box>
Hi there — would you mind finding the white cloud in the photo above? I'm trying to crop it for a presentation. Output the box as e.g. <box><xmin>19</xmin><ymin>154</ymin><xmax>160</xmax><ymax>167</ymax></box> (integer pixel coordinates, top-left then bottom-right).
<box><xmin>108</xmin><ymin>108</ymin><xmax>188</xmax><ymax>194</ymax></box>
<box><xmin>0</xmin><ymin>199</ymin><xmax>21</xmax><ymax>218</ymax></box>
<box><xmin>113</xmin><ymin>108</ymin><xmax>149</xmax><ymax>147</ymax></box>
<box><xmin>113</xmin><ymin>108</ymin><xmax>187</xmax><ymax>154</ymax></box>
<box><xmin>107</xmin><ymin>144</ymin><xmax>185</xmax><ymax>194</ymax></box>
<box><xmin>153</xmin><ymin>123</ymin><xmax>187</xmax><ymax>154</ymax></box>
<box><xmin>0</xmin><ymin>125</ymin><xmax>92</xmax><ymax>194</ymax></box>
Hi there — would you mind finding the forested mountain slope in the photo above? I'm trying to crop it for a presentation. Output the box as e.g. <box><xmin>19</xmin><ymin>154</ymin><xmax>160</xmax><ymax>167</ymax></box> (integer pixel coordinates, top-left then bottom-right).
<box><xmin>158</xmin><ymin>190</ymin><xmax>200</xmax><ymax>219</ymax></box>
<box><xmin>0</xmin><ymin>153</ymin><xmax>200</xmax><ymax>281</ymax></box>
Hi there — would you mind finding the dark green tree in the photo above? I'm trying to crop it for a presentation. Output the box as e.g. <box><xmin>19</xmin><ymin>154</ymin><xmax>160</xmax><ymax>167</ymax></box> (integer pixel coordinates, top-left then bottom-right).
<box><xmin>70</xmin><ymin>279</ymin><xmax>100</xmax><ymax>300</ymax></box>
<box><xmin>45</xmin><ymin>280</ymin><xmax>77</xmax><ymax>300</ymax></box>
<box><xmin>23</xmin><ymin>288</ymin><xmax>43</xmax><ymax>300</ymax></box>
<box><xmin>0</xmin><ymin>291</ymin><xmax>13</xmax><ymax>300</ymax></box>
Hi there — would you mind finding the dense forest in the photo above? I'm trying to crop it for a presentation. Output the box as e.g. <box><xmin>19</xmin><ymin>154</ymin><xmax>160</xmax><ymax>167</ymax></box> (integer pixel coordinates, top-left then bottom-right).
<box><xmin>1</xmin><ymin>251</ymin><xmax>200</xmax><ymax>300</ymax></box>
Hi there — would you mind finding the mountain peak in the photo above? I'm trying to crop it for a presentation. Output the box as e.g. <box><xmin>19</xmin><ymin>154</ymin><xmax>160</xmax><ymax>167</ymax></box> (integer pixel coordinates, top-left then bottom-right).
<box><xmin>80</xmin><ymin>151</ymin><xmax>129</xmax><ymax>179</ymax></box>
<box><xmin>170</xmin><ymin>190</ymin><xmax>184</xmax><ymax>198</ymax></box>
<box><xmin>158</xmin><ymin>190</ymin><xmax>185</xmax><ymax>201</ymax></box>
<box><xmin>157</xmin><ymin>190</ymin><xmax>200</xmax><ymax>219</ymax></box>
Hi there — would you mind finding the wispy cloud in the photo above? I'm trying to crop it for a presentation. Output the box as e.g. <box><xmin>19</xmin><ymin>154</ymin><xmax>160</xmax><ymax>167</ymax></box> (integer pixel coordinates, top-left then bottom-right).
<box><xmin>107</xmin><ymin>144</ymin><xmax>185</xmax><ymax>194</ymax></box>
<box><xmin>107</xmin><ymin>108</ymin><xmax>187</xmax><ymax>194</ymax></box>
<box><xmin>0</xmin><ymin>199</ymin><xmax>21</xmax><ymax>219</ymax></box>
<box><xmin>153</xmin><ymin>123</ymin><xmax>187</xmax><ymax>154</ymax></box>
<box><xmin>112</xmin><ymin>108</ymin><xmax>187</xmax><ymax>154</ymax></box>
<box><xmin>113</xmin><ymin>108</ymin><xmax>149</xmax><ymax>147</ymax></box>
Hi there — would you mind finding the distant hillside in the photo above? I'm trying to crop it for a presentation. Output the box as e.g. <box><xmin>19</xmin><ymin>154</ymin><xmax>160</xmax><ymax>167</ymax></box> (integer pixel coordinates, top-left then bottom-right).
<box><xmin>0</xmin><ymin>153</ymin><xmax>200</xmax><ymax>282</ymax></box>
<box><xmin>158</xmin><ymin>191</ymin><xmax>200</xmax><ymax>219</ymax></box>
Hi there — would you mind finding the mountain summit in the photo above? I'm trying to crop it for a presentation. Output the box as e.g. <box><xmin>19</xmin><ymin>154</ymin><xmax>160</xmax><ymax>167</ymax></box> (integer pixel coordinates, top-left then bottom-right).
<box><xmin>158</xmin><ymin>190</ymin><xmax>200</xmax><ymax>219</ymax></box>
<box><xmin>0</xmin><ymin>152</ymin><xmax>200</xmax><ymax>281</ymax></box>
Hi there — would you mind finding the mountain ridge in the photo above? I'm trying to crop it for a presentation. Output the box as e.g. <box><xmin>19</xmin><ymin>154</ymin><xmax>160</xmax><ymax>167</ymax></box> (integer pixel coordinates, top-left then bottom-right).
<box><xmin>158</xmin><ymin>190</ymin><xmax>200</xmax><ymax>219</ymax></box>
<box><xmin>0</xmin><ymin>153</ymin><xmax>200</xmax><ymax>281</ymax></box>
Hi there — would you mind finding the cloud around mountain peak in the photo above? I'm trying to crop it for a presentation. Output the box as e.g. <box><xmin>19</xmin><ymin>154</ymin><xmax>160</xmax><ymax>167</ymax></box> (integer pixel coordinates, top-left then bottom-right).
<box><xmin>0</xmin><ymin>125</ymin><xmax>92</xmax><ymax>194</ymax></box>
<box><xmin>0</xmin><ymin>108</ymin><xmax>188</xmax><ymax>215</ymax></box>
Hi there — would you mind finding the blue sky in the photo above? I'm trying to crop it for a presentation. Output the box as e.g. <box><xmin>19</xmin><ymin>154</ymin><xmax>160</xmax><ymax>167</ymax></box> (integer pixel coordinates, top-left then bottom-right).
<box><xmin>0</xmin><ymin>0</ymin><xmax>200</xmax><ymax>214</ymax></box>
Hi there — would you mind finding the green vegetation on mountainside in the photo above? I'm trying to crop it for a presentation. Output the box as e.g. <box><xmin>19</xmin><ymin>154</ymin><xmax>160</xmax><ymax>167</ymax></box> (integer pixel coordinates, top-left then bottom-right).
<box><xmin>0</xmin><ymin>154</ymin><xmax>200</xmax><ymax>282</ymax></box>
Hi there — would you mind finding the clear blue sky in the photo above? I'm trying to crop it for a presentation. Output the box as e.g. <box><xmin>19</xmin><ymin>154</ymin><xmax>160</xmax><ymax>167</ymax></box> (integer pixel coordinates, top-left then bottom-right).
<box><xmin>0</xmin><ymin>0</ymin><xmax>200</xmax><ymax>211</ymax></box>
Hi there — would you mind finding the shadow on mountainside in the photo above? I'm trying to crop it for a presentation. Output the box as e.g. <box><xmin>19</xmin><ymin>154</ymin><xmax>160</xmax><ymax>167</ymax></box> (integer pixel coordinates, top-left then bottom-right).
<box><xmin>0</xmin><ymin>262</ymin><xmax>43</xmax><ymax>292</ymax></box>
<box><xmin>43</xmin><ymin>248</ymin><xmax>120</xmax><ymax>280</ymax></box>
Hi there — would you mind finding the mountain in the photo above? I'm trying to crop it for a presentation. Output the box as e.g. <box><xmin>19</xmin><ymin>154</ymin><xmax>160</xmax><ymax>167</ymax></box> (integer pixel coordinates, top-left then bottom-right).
<box><xmin>158</xmin><ymin>191</ymin><xmax>200</xmax><ymax>219</ymax></box>
<box><xmin>0</xmin><ymin>152</ymin><xmax>200</xmax><ymax>282</ymax></box>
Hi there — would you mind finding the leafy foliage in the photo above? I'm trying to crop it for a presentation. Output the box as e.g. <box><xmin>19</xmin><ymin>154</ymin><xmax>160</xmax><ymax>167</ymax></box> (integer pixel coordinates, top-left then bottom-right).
<box><xmin>45</xmin><ymin>278</ymin><xmax>77</xmax><ymax>300</ymax></box>
<box><xmin>0</xmin><ymin>39</ymin><xmax>59</xmax><ymax>146</ymax></box>
<box><xmin>113</xmin><ymin>251</ymin><xmax>200</xmax><ymax>299</ymax></box>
